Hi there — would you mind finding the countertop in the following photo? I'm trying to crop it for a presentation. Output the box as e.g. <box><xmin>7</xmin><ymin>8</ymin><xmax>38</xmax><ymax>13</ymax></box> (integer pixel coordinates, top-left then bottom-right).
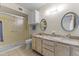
<box><xmin>33</xmin><ymin>34</ymin><xmax>79</xmax><ymax>46</ymax></box>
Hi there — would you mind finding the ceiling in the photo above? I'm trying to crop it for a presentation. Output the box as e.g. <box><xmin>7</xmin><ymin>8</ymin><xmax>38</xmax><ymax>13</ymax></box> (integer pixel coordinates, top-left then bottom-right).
<box><xmin>18</xmin><ymin>3</ymin><xmax>46</xmax><ymax>11</ymax></box>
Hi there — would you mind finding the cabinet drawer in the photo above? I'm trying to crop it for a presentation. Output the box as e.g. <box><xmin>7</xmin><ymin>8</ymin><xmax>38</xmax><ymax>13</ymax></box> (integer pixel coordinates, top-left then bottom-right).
<box><xmin>43</xmin><ymin>40</ymin><xmax>54</xmax><ymax>46</ymax></box>
<box><xmin>43</xmin><ymin>44</ymin><xmax>54</xmax><ymax>52</ymax></box>
<box><xmin>42</xmin><ymin>48</ymin><xmax>54</xmax><ymax>56</ymax></box>
<box><xmin>36</xmin><ymin>38</ymin><xmax>42</xmax><ymax>53</ymax></box>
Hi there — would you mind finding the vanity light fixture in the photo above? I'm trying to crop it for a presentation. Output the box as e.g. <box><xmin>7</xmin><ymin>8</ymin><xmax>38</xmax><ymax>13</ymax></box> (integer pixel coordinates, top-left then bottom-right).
<box><xmin>45</xmin><ymin>7</ymin><xmax>57</xmax><ymax>15</ymax></box>
<box><xmin>45</xmin><ymin>4</ymin><xmax>67</xmax><ymax>15</ymax></box>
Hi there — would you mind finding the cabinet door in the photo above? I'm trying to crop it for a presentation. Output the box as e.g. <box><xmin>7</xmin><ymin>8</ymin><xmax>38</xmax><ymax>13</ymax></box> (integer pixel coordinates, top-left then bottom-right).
<box><xmin>36</xmin><ymin>38</ymin><xmax>42</xmax><ymax>54</ymax></box>
<box><xmin>55</xmin><ymin>43</ymin><xmax>70</xmax><ymax>56</ymax></box>
<box><xmin>32</xmin><ymin>37</ymin><xmax>36</xmax><ymax>50</ymax></box>
<box><xmin>71</xmin><ymin>46</ymin><xmax>79</xmax><ymax>56</ymax></box>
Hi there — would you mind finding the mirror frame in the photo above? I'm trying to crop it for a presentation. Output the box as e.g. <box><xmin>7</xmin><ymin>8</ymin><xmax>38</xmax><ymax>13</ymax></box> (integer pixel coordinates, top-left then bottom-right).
<box><xmin>61</xmin><ymin>12</ymin><xmax>77</xmax><ymax>32</ymax></box>
<box><xmin>40</xmin><ymin>19</ymin><xmax>47</xmax><ymax>31</ymax></box>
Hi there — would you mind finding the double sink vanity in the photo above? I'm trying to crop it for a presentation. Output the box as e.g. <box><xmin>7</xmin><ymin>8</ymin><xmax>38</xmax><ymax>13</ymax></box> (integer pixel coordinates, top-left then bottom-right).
<box><xmin>32</xmin><ymin>12</ymin><xmax>79</xmax><ymax>56</ymax></box>
<box><xmin>32</xmin><ymin>33</ymin><xmax>79</xmax><ymax>56</ymax></box>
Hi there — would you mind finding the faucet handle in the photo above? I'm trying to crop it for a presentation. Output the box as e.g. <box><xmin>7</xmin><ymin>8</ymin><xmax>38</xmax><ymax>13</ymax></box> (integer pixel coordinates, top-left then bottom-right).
<box><xmin>66</xmin><ymin>34</ymin><xmax>71</xmax><ymax>38</ymax></box>
<box><xmin>52</xmin><ymin>32</ymin><xmax>56</xmax><ymax>36</ymax></box>
<box><xmin>52</xmin><ymin>32</ymin><xmax>55</xmax><ymax>34</ymax></box>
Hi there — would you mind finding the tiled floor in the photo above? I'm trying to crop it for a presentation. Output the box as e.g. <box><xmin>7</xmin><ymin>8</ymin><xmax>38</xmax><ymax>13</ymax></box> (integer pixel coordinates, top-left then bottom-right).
<box><xmin>0</xmin><ymin>45</ymin><xmax>41</xmax><ymax>56</ymax></box>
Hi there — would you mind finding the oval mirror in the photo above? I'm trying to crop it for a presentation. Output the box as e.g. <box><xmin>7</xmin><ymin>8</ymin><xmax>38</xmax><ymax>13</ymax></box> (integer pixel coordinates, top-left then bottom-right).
<box><xmin>61</xmin><ymin>12</ymin><xmax>77</xmax><ymax>32</ymax></box>
<box><xmin>40</xmin><ymin>19</ymin><xmax>47</xmax><ymax>31</ymax></box>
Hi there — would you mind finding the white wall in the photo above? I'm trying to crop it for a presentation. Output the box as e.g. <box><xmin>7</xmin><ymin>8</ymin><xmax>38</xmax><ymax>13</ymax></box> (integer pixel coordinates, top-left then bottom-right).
<box><xmin>38</xmin><ymin>3</ymin><xmax>79</xmax><ymax>36</ymax></box>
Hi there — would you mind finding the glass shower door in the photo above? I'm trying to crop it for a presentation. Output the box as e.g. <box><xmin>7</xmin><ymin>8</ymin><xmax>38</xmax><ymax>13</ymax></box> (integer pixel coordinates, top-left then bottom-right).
<box><xmin>0</xmin><ymin>21</ymin><xmax>3</xmax><ymax>42</ymax></box>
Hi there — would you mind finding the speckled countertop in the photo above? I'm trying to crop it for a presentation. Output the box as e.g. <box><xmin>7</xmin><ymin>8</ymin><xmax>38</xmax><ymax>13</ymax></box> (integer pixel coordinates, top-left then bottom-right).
<box><xmin>33</xmin><ymin>34</ymin><xmax>79</xmax><ymax>46</ymax></box>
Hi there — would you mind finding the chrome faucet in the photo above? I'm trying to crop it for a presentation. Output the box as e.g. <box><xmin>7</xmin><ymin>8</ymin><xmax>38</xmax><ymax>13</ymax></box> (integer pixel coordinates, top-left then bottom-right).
<box><xmin>66</xmin><ymin>34</ymin><xmax>71</xmax><ymax>38</ymax></box>
<box><xmin>51</xmin><ymin>32</ymin><xmax>56</xmax><ymax>36</ymax></box>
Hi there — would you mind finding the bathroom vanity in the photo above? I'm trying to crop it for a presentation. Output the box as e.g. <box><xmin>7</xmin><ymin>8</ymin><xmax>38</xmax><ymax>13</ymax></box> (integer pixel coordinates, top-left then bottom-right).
<box><xmin>32</xmin><ymin>34</ymin><xmax>79</xmax><ymax>56</ymax></box>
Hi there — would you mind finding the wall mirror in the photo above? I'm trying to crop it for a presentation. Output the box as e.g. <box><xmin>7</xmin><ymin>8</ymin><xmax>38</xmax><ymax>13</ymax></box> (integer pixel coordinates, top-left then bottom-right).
<box><xmin>61</xmin><ymin>12</ymin><xmax>77</xmax><ymax>32</ymax></box>
<box><xmin>40</xmin><ymin>19</ymin><xmax>47</xmax><ymax>31</ymax></box>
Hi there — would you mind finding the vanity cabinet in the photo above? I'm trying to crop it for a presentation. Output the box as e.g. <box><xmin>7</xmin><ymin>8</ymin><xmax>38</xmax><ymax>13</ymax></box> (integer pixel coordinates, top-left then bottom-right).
<box><xmin>71</xmin><ymin>46</ymin><xmax>79</xmax><ymax>56</ymax></box>
<box><xmin>32</xmin><ymin>37</ymin><xmax>42</xmax><ymax>54</ymax></box>
<box><xmin>42</xmin><ymin>40</ymin><xmax>55</xmax><ymax>56</ymax></box>
<box><xmin>32</xmin><ymin>37</ymin><xmax>70</xmax><ymax>56</ymax></box>
<box><xmin>55</xmin><ymin>43</ymin><xmax>70</xmax><ymax>56</ymax></box>
<box><xmin>32</xmin><ymin>35</ymin><xmax>79</xmax><ymax>56</ymax></box>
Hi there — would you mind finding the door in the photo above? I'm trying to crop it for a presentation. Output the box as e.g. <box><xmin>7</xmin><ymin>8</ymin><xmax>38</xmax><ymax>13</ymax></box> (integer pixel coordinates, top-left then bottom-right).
<box><xmin>71</xmin><ymin>46</ymin><xmax>79</xmax><ymax>56</ymax></box>
<box><xmin>36</xmin><ymin>38</ymin><xmax>42</xmax><ymax>54</ymax></box>
<box><xmin>32</xmin><ymin>37</ymin><xmax>36</xmax><ymax>50</ymax></box>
